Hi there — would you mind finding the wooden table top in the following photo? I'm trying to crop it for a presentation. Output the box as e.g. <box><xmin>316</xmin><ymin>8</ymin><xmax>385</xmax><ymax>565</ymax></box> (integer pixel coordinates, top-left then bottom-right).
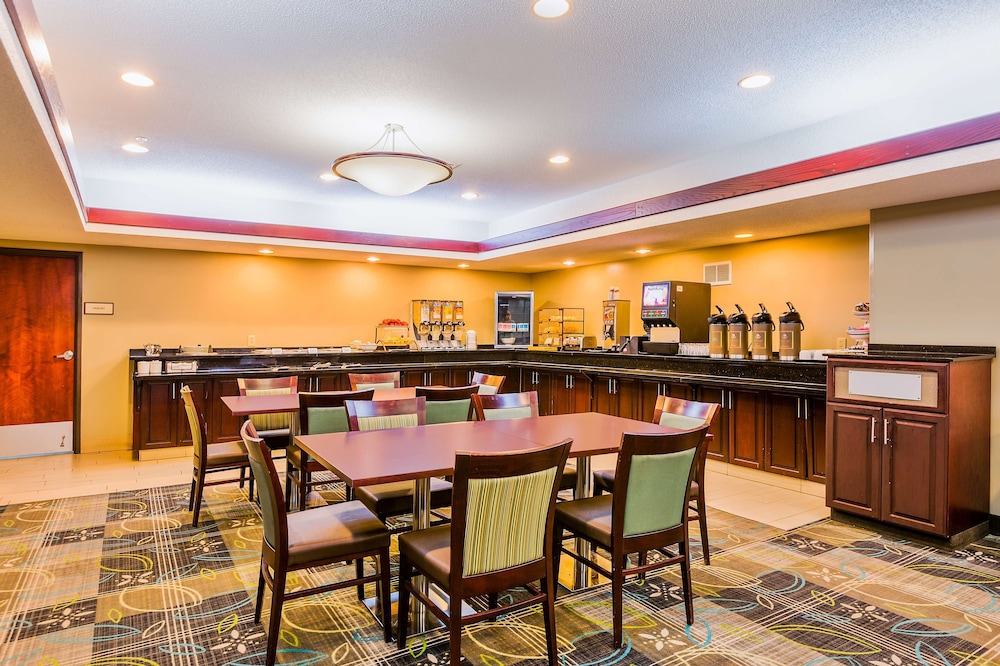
<box><xmin>294</xmin><ymin>412</ymin><xmax>684</xmax><ymax>487</ymax></box>
<box><xmin>221</xmin><ymin>387</ymin><xmax>417</xmax><ymax>415</ymax></box>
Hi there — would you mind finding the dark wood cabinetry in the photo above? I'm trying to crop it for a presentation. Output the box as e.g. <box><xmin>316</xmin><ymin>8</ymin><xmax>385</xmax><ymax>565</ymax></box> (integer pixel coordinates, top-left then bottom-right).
<box><xmin>133</xmin><ymin>377</ymin><xmax>210</xmax><ymax>451</ymax></box>
<box><xmin>402</xmin><ymin>368</ymin><xmax>450</xmax><ymax>387</ymax></box>
<box><xmin>593</xmin><ymin>375</ymin><xmax>638</xmax><ymax>419</ymax></box>
<box><xmin>727</xmin><ymin>388</ymin><xmax>766</xmax><ymax>470</ymax></box>
<box><xmin>521</xmin><ymin>367</ymin><xmax>590</xmax><ymax>415</ymax></box>
<box><xmin>638</xmin><ymin>379</ymin><xmax>694</xmax><ymax>422</ymax></box>
<box><xmin>826</xmin><ymin>357</ymin><xmax>991</xmax><ymax>540</ymax></box>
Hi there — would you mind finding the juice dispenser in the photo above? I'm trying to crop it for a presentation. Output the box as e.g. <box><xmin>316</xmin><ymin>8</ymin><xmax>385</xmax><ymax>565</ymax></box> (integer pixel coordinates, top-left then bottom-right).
<box><xmin>751</xmin><ymin>303</ymin><xmax>774</xmax><ymax>360</ymax></box>
<box><xmin>727</xmin><ymin>304</ymin><xmax>750</xmax><ymax>359</ymax></box>
<box><xmin>778</xmin><ymin>302</ymin><xmax>804</xmax><ymax>361</ymax></box>
<box><xmin>708</xmin><ymin>306</ymin><xmax>728</xmax><ymax>358</ymax></box>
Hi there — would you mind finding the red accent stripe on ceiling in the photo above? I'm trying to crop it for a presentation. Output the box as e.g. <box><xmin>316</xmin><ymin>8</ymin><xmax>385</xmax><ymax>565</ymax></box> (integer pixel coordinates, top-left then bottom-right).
<box><xmin>86</xmin><ymin>209</ymin><xmax>481</xmax><ymax>253</ymax></box>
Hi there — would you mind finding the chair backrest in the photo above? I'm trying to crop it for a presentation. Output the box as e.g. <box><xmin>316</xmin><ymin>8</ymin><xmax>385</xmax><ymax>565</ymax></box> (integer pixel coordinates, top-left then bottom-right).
<box><xmin>237</xmin><ymin>376</ymin><xmax>298</xmax><ymax>431</ymax></box>
<box><xmin>450</xmin><ymin>439</ymin><xmax>572</xmax><ymax>581</ymax></box>
<box><xmin>180</xmin><ymin>385</ymin><xmax>209</xmax><ymax>461</ymax></box>
<box><xmin>472</xmin><ymin>391</ymin><xmax>539</xmax><ymax>421</ymax></box>
<box><xmin>240</xmin><ymin>419</ymin><xmax>286</xmax><ymax>556</ymax></box>
<box><xmin>652</xmin><ymin>396</ymin><xmax>720</xmax><ymax>431</ymax></box>
<box><xmin>612</xmin><ymin>426</ymin><xmax>710</xmax><ymax>539</ymax></box>
<box><xmin>471</xmin><ymin>372</ymin><xmax>506</xmax><ymax>395</ymax></box>
<box><xmin>348</xmin><ymin>372</ymin><xmax>401</xmax><ymax>390</ymax></box>
<box><xmin>299</xmin><ymin>389</ymin><xmax>375</xmax><ymax>434</ymax></box>
<box><xmin>416</xmin><ymin>385</ymin><xmax>479</xmax><ymax>424</ymax></box>
<box><xmin>345</xmin><ymin>396</ymin><xmax>427</xmax><ymax>431</ymax></box>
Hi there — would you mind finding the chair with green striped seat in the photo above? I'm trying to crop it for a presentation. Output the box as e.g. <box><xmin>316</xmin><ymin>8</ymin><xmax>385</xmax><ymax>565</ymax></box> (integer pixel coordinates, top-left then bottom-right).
<box><xmin>348</xmin><ymin>371</ymin><xmax>400</xmax><ymax>391</ymax></box>
<box><xmin>285</xmin><ymin>389</ymin><xmax>375</xmax><ymax>510</ymax></box>
<box><xmin>346</xmin><ymin>397</ymin><xmax>453</xmax><ymax>528</ymax></box>
<box><xmin>471</xmin><ymin>391</ymin><xmax>578</xmax><ymax>495</ymax></box>
<box><xmin>237</xmin><ymin>376</ymin><xmax>298</xmax><ymax>451</ymax></box>
<box><xmin>553</xmin><ymin>425</ymin><xmax>710</xmax><ymax>648</ymax></box>
<box><xmin>415</xmin><ymin>384</ymin><xmax>478</xmax><ymax>424</ymax></box>
<box><xmin>396</xmin><ymin>438</ymin><xmax>572</xmax><ymax>666</ymax></box>
<box><xmin>592</xmin><ymin>395</ymin><xmax>720</xmax><ymax>564</ymax></box>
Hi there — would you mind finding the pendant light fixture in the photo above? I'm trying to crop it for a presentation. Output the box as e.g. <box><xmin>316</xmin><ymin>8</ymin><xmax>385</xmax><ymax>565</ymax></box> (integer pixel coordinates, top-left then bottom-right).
<box><xmin>332</xmin><ymin>123</ymin><xmax>454</xmax><ymax>196</ymax></box>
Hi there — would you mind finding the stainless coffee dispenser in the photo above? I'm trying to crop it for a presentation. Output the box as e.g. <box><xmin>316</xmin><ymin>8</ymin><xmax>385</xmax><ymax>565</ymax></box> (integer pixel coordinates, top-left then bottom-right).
<box><xmin>727</xmin><ymin>304</ymin><xmax>750</xmax><ymax>359</ymax></box>
<box><xmin>751</xmin><ymin>303</ymin><xmax>774</xmax><ymax>360</ymax></box>
<box><xmin>708</xmin><ymin>306</ymin><xmax>728</xmax><ymax>358</ymax></box>
<box><xmin>778</xmin><ymin>301</ymin><xmax>804</xmax><ymax>361</ymax></box>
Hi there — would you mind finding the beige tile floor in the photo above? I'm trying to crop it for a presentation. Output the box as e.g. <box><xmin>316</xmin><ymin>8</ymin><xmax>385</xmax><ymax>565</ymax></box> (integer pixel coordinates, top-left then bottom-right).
<box><xmin>1</xmin><ymin>450</ymin><xmax>829</xmax><ymax>530</ymax></box>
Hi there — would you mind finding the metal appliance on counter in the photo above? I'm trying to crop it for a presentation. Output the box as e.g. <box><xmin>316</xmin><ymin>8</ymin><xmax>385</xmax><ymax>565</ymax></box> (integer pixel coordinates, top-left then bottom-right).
<box><xmin>778</xmin><ymin>302</ymin><xmax>804</xmax><ymax>361</ymax></box>
<box><xmin>495</xmin><ymin>291</ymin><xmax>533</xmax><ymax>347</ymax></box>
<box><xmin>601</xmin><ymin>300</ymin><xmax>630</xmax><ymax>349</ymax></box>
<box><xmin>708</xmin><ymin>306</ymin><xmax>728</xmax><ymax>358</ymax></box>
<box><xmin>751</xmin><ymin>303</ymin><xmax>775</xmax><ymax>360</ymax></box>
<box><xmin>411</xmin><ymin>299</ymin><xmax>465</xmax><ymax>348</ymax></box>
<box><xmin>637</xmin><ymin>280</ymin><xmax>711</xmax><ymax>354</ymax></box>
<box><xmin>727</xmin><ymin>305</ymin><xmax>751</xmax><ymax>359</ymax></box>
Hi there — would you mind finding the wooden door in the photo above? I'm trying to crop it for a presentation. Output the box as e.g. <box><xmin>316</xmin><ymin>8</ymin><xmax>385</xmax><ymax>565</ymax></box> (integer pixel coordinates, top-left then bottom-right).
<box><xmin>697</xmin><ymin>386</ymin><xmax>728</xmax><ymax>460</ymax></box>
<box><xmin>881</xmin><ymin>409</ymin><xmax>948</xmax><ymax>535</ymax></box>
<box><xmin>805</xmin><ymin>397</ymin><xmax>826</xmax><ymax>481</ymax></box>
<box><xmin>826</xmin><ymin>403</ymin><xmax>882</xmax><ymax>519</ymax></box>
<box><xmin>0</xmin><ymin>250</ymin><xmax>80</xmax><ymax>457</ymax></box>
<box><xmin>764</xmin><ymin>392</ymin><xmax>807</xmax><ymax>478</ymax></box>
<box><xmin>728</xmin><ymin>389</ymin><xmax>765</xmax><ymax>469</ymax></box>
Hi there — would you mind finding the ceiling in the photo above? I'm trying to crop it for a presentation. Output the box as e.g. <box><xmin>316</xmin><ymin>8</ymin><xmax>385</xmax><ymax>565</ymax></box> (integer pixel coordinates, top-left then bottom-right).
<box><xmin>3</xmin><ymin>0</ymin><xmax>1000</xmax><ymax>272</ymax></box>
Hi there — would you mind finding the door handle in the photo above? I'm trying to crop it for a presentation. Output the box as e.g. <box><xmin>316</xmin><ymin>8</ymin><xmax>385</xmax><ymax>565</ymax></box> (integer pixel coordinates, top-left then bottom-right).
<box><xmin>884</xmin><ymin>418</ymin><xmax>891</xmax><ymax>445</ymax></box>
<box><xmin>871</xmin><ymin>417</ymin><xmax>876</xmax><ymax>443</ymax></box>
<box><xmin>54</xmin><ymin>350</ymin><xmax>74</xmax><ymax>360</ymax></box>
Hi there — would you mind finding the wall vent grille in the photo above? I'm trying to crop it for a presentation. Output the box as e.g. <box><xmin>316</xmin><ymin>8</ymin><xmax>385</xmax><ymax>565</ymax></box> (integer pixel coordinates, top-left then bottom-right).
<box><xmin>703</xmin><ymin>261</ymin><xmax>732</xmax><ymax>285</ymax></box>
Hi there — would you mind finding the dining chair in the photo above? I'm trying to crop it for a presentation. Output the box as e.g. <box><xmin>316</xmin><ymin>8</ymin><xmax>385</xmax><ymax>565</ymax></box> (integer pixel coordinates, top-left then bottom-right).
<box><xmin>180</xmin><ymin>385</ymin><xmax>253</xmax><ymax>527</ymax></box>
<box><xmin>286</xmin><ymin>389</ymin><xmax>375</xmax><ymax>510</ymax></box>
<box><xmin>237</xmin><ymin>376</ymin><xmax>298</xmax><ymax>450</ymax></box>
<box><xmin>470</xmin><ymin>371</ymin><xmax>506</xmax><ymax>395</ymax></box>
<box><xmin>415</xmin><ymin>384</ymin><xmax>479</xmax><ymax>424</ymax></box>
<box><xmin>592</xmin><ymin>396</ymin><xmax>720</xmax><ymax>564</ymax></box>
<box><xmin>553</xmin><ymin>425</ymin><xmax>710</xmax><ymax>648</ymax></box>
<box><xmin>396</xmin><ymin>439</ymin><xmax>572</xmax><ymax>666</ymax></box>
<box><xmin>348</xmin><ymin>371</ymin><xmax>401</xmax><ymax>390</ymax></box>
<box><xmin>345</xmin><ymin>397</ymin><xmax>453</xmax><ymax>528</ymax></box>
<box><xmin>471</xmin><ymin>391</ymin><xmax>578</xmax><ymax>495</ymax></box>
<box><xmin>241</xmin><ymin>420</ymin><xmax>392</xmax><ymax>666</ymax></box>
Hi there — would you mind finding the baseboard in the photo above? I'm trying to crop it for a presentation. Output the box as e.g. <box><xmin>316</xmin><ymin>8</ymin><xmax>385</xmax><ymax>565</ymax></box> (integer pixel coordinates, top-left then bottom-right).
<box><xmin>137</xmin><ymin>446</ymin><xmax>192</xmax><ymax>461</ymax></box>
<box><xmin>989</xmin><ymin>514</ymin><xmax>1000</xmax><ymax>536</ymax></box>
<box><xmin>830</xmin><ymin>509</ymin><xmax>989</xmax><ymax>550</ymax></box>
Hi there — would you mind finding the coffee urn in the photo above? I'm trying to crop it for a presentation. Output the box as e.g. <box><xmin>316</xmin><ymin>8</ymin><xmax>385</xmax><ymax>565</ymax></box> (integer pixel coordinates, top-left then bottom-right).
<box><xmin>708</xmin><ymin>306</ymin><xmax>728</xmax><ymax>358</ymax></box>
<box><xmin>751</xmin><ymin>303</ymin><xmax>774</xmax><ymax>360</ymax></box>
<box><xmin>778</xmin><ymin>302</ymin><xmax>804</xmax><ymax>361</ymax></box>
<box><xmin>727</xmin><ymin>304</ymin><xmax>750</xmax><ymax>359</ymax></box>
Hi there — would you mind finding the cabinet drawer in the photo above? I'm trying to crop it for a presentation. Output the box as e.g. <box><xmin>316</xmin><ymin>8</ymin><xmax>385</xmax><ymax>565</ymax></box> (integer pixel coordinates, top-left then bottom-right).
<box><xmin>828</xmin><ymin>360</ymin><xmax>947</xmax><ymax>412</ymax></box>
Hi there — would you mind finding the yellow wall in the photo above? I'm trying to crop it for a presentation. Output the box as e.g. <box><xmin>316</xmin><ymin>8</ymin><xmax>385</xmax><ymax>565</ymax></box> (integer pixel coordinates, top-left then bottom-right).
<box><xmin>531</xmin><ymin>226</ymin><xmax>871</xmax><ymax>350</ymax></box>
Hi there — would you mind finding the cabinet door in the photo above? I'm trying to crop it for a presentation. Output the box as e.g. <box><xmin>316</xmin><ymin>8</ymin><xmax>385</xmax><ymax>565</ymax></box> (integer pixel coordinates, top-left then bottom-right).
<box><xmin>696</xmin><ymin>386</ymin><xmax>728</xmax><ymax>460</ymax></box>
<box><xmin>638</xmin><ymin>379</ymin><xmax>695</xmax><ymax>422</ymax></box>
<box><xmin>135</xmin><ymin>380</ymin><xmax>176</xmax><ymax>450</ymax></box>
<box><xmin>882</xmin><ymin>409</ymin><xmax>948</xmax><ymax>535</ymax></box>
<box><xmin>729</xmin><ymin>389</ymin><xmax>765</xmax><ymax>469</ymax></box>
<box><xmin>826</xmin><ymin>403</ymin><xmax>882</xmax><ymax>519</ymax></box>
<box><xmin>521</xmin><ymin>368</ymin><xmax>552</xmax><ymax>414</ymax></box>
<box><xmin>313</xmin><ymin>372</ymin><xmax>349</xmax><ymax>392</ymax></box>
<box><xmin>176</xmin><ymin>379</ymin><xmax>210</xmax><ymax>447</ymax></box>
<box><xmin>401</xmin><ymin>369</ymin><xmax>425</xmax><ymax>387</ymax></box>
<box><xmin>805</xmin><ymin>398</ymin><xmax>826</xmax><ymax>482</ymax></box>
<box><xmin>764</xmin><ymin>393</ymin><xmax>807</xmax><ymax>478</ymax></box>
<box><xmin>594</xmin><ymin>376</ymin><xmax>638</xmax><ymax>419</ymax></box>
<box><xmin>550</xmin><ymin>372</ymin><xmax>591</xmax><ymax>415</ymax></box>
<box><xmin>211</xmin><ymin>378</ymin><xmax>244</xmax><ymax>443</ymax></box>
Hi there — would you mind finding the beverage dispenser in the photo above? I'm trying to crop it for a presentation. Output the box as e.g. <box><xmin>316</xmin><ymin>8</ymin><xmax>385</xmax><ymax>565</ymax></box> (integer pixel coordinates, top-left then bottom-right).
<box><xmin>708</xmin><ymin>306</ymin><xmax>728</xmax><ymax>358</ymax></box>
<box><xmin>778</xmin><ymin>302</ymin><xmax>804</xmax><ymax>361</ymax></box>
<box><xmin>602</xmin><ymin>300</ymin><xmax>631</xmax><ymax>350</ymax></box>
<box><xmin>638</xmin><ymin>280</ymin><xmax>711</xmax><ymax>354</ymax></box>
<box><xmin>727</xmin><ymin>304</ymin><xmax>750</xmax><ymax>359</ymax></box>
<box><xmin>751</xmin><ymin>303</ymin><xmax>774</xmax><ymax>360</ymax></box>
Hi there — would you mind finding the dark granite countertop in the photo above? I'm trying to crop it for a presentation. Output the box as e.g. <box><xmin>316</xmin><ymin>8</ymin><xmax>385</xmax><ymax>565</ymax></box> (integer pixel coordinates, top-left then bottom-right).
<box><xmin>826</xmin><ymin>344</ymin><xmax>996</xmax><ymax>363</ymax></box>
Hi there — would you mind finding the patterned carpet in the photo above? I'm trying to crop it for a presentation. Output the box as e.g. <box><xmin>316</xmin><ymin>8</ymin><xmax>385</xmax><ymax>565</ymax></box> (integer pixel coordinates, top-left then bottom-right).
<box><xmin>3</xmin><ymin>480</ymin><xmax>1000</xmax><ymax>665</ymax></box>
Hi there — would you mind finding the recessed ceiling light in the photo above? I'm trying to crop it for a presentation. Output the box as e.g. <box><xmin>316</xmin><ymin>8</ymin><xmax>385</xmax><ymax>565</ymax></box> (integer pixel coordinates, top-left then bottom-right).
<box><xmin>738</xmin><ymin>74</ymin><xmax>772</xmax><ymax>89</ymax></box>
<box><xmin>734</xmin><ymin>233</ymin><xmax>753</xmax><ymax>239</ymax></box>
<box><xmin>562</xmin><ymin>260</ymin><xmax>576</xmax><ymax>266</ymax></box>
<box><xmin>532</xmin><ymin>0</ymin><xmax>571</xmax><ymax>19</ymax></box>
<box><xmin>457</xmin><ymin>263</ymin><xmax>470</xmax><ymax>269</ymax></box>
<box><xmin>121</xmin><ymin>71</ymin><xmax>154</xmax><ymax>87</ymax></box>
<box><xmin>258</xmin><ymin>248</ymin><xmax>274</xmax><ymax>255</ymax></box>
<box><xmin>320</xmin><ymin>172</ymin><xmax>340</xmax><ymax>181</ymax></box>
<box><xmin>634</xmin><ymin>248</ymin><xmax>652</xmax><ymax>254</ymax></box>
<box><xmin>122</xmin><ymin>140</ymin><xmax>149</xmax><ymax>153</ymax></box>
<box><xmin>366</xmin><ymin>256</ymin><xmax>380</xmax><ymax>262</ymax></box>
<box><xmin>549</xmin><ymin>155</ymin><xmax>570</xmax><ymax>164</ymax></box>
<box><xmin>461</xmin><ymin>192</ymin><xmax>479</xmax><ymax>200</ymax></box>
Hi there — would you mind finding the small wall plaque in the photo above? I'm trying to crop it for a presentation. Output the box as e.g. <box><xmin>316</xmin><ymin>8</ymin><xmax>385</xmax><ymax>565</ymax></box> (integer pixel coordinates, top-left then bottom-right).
<box><xmin>84</xmin><ymin>302</ymin><xmax>114</xmax><ymax>315</ymax></box>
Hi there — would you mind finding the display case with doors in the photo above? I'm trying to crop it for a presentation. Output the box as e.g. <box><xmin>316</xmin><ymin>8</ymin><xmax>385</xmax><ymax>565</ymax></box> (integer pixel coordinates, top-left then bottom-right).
<box><xmin>537</xmin><ymin>307</ymin><xmax>585</xmax><ymax>349</ymax></box>
<box><xmin>495</xmin><ymin>291</ymin><xmax>533</xmax><ymax>348</ymax></box>
<box><xmin>826</xmin><ymin>356</ymin><xmax>991</xmax><ymax>540</ymax></box>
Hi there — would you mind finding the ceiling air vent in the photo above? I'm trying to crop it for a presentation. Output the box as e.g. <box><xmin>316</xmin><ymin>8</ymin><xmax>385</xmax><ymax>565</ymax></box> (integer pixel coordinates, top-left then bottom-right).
<box><xmin>703</xmin><ymin>261</ymin><xmax>732</xmax><ymax>286</ymax></box>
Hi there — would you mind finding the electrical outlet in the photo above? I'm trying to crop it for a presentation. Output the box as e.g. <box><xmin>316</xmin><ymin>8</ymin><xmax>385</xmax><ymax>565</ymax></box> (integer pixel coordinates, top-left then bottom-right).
<box><xmin>837</xmin><ymin>337</ymin><xmax>847</xmax><ymax>349</ymax></box>
<box><xmin>247</xmin><ymin>334</ymin><xmax>256</xmax><ymax>347</ymax></box>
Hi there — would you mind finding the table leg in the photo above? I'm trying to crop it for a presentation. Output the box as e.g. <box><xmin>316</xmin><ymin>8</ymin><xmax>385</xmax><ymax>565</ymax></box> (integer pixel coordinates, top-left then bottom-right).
<box><xmin>574</xmin><ymin>456</ymin><xmax>593</xmax><ymax>589</ymax></box>
<box><xmin>412</xmin><ymin>477</ymin><xmax>430</xmax><ymax>633</ymax></box>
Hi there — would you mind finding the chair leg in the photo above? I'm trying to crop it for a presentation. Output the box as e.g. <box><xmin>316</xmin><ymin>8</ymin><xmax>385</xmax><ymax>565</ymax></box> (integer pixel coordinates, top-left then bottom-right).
<box><xmin>254</xmin><ymin>561</ymin><xmax>266</xmax><ymax>623</ymax></box>
<box><xmin>239</xmin><ymin>465</ymin><xmax>246</xmax><ymax>489</ymax></box>
<box><xmin>551</xmin><ymin>525</ymin><xmax>564</xmax><ymax>588</ymax></box>
<box><xmin>449</xmin><ymin>594</ymin><xmax>464</xmax><ymax>666</ymax></box>
<box><xmin>696</xmin><ymin>497</ymin><xmax>710</xmax><ymax>565</ymax></box>
<box><xmin>188</xmin><ymin>476</ymin><xmax>197</xmax><ymax>511</ymax></box>
<box><xmin>379</xmin><ymin>547</ymin><xmax>392</xmax><ymax>643</ymax></box>
<box><xmin>190</xmin><ymin>469</ymin><xmax>207</xmax><ymax>527</ymax></box>
<box><xmin>487</xmin><ymin>593</ymin><xmax>499</xmax><ymax>610</ymax></box>
<box><xmin>265</xmin><ymin>566</ymin><xmax>286</xmax><ymax>666</ymax></box>
<box><xmin>396</xmin><ymin>556</ymin><xmax>412</xmax><ymax>650</ymax></box>
<box><xmin>638</xmin><ymin>551</ymin><xmax>647</xmax><ymax>583</ymax></box>
<box><xmin>679</xmin><ymin>541</ymin><xmax>694</xmax><ymax>626</ymax></box>
<box><xmin>612</xmin><ymin>552</ymin><xmax>625</xmax><ymax>649</ymax></box>
<box><xmin>300</xmin><ymin>470</ymin><xmax>309</xmax><ymax>511</ymax></box>
<box><xmin>542</xmin><ymin>572</ymin><xmax>558</xmax><ymax>666</ymax></box>
<box><xmin>284</xmin><ymin>464</ymin><xmax>294</xmax><ymax>511</ymax></box>
<box><xmin>356</xmin><ymin>558</ymin><xmax>365</xmax><ymax>601</ymax></box>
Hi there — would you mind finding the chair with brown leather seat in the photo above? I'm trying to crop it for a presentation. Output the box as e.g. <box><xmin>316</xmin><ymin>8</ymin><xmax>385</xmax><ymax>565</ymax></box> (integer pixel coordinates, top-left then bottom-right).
<box><xmin>237</xmin><ymin>376</ymin><xmax>298</xmax><ymax>451</ymax></box>
<box><xmin>348</xmin><ymin>371</ymin><xmax>401</xmax><ymax>390</ymax></box>
<box><xmin>470</xmin><ymin>371</ymin><xmax>506</xmax><ymax>395</ymax></box>
<box><xmin>397</xmin><ymin>439</ymin><xmax>572</xmax><ymax>666</ymax></box>
<box><xmin>416</xmin><ymin>384</ymin><xmax>478</xmax><ymax>424</ymax></box>
<box><xmin>592</xmin><ymin>396</ymin><xmax>720</xmax><ymax>564</ymax></box>
<box><xmin>286</xmin><ymin>389</ymin><xmax>375</xmax><ymax>510</ymax></box>
<box><xmin>241</xmin><ymin>420</ymin><xmax>391</xmax><ymax>666</ymax></box>
<box><xmin>180</xmin><ymin>385</ymin><xmax>253</xmax><ymax>527</ymax></box>
<box><xmin>553</xmin><ymin>426</ymin><xmax>710</xmax><ymax>648</ymax></box>
<box><xmin>346</xmin><ymin>397</ymin><xmax>453</xmax><ymax>529</ymax></box>
<box><xmin>471</xmin><ymin>391</ymin><xmax>578</xmax><ymax>495</ymax></box>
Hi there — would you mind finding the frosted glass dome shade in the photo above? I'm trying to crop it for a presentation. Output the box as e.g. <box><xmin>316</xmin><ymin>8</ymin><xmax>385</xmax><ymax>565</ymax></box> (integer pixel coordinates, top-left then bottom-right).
<box><xmin>332</xmin><ymin>152</ymin><xmax>453</xmax><ymax>196</ymax></box>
